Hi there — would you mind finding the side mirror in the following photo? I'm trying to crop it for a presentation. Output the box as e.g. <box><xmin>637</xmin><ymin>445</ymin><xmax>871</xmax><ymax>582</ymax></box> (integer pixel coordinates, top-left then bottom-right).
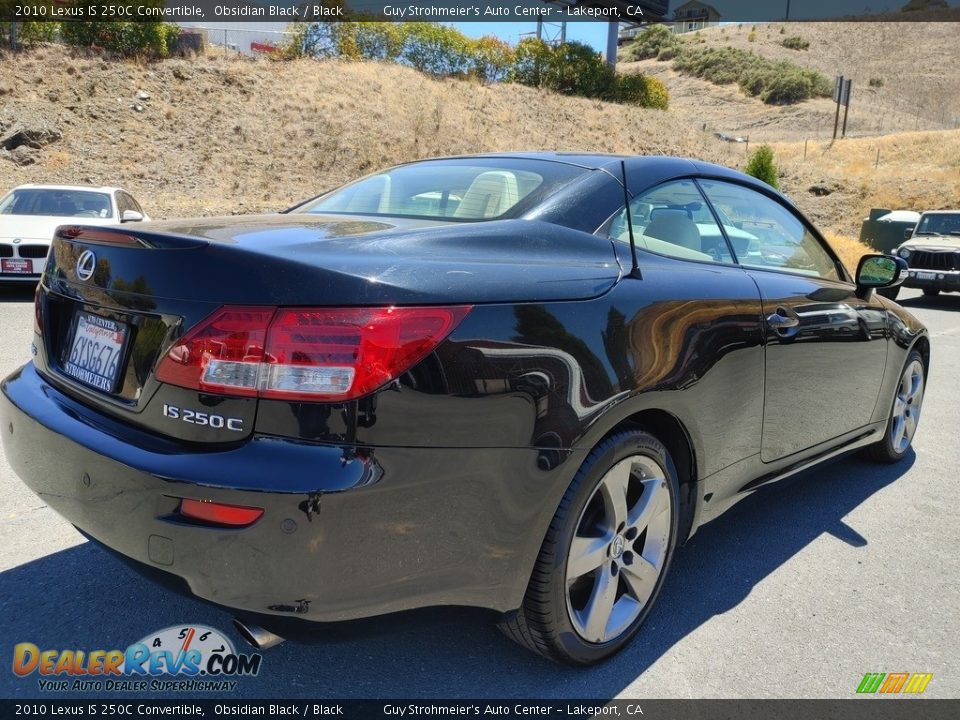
<box><xmin>121</xmin><ymin>210</ymin><xmax>144</xmax><ymax>223</ymax></box>
<box><xmin>904</xmin><ymin>226</ymin><xmax>915</xmax><ymax>239</ymax></box>
<box><xmin>856</xmin><ymin>254</ymin><xmax>907</xmax><ymax>293</ymax></box>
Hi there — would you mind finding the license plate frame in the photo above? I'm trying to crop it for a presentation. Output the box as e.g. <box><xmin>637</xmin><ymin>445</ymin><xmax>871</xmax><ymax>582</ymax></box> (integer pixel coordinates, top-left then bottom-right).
<box><xmin>1</xmin><ymin>258</ymin><xmax>32</xmax><ymax>274</ymax></box>
<box><xmin>915</xmin><ymin>271</ymin><xmax>937</xmax><ymax>281</ymax></box>
<box><xmin>62</xmin><ymin>311</ymin><xmax>130</xmax><ymax>394</ymax></box>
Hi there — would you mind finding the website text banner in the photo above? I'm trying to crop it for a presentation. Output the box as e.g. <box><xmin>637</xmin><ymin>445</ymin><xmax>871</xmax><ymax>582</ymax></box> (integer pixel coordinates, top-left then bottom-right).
<box><xmin>2</xmin><ymin>700</ymin><xmax>960</xmax><ymax>720</ymax></box>
<box><xmin>3</xmin><ymin>0</ymin><xmax>960</xmax><ymax>24</ymax></box>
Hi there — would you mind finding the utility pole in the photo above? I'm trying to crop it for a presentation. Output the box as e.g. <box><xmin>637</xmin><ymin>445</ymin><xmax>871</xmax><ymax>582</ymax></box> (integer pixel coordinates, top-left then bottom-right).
<box><xmin>605</xmin><ymin>22</ymin><xmax>618</xmax><ymax>70</ymax></box>
<box><xmin>785</xmin><ymin>1</ymin><xmax>791</xmax><ymax>20</ymax></box>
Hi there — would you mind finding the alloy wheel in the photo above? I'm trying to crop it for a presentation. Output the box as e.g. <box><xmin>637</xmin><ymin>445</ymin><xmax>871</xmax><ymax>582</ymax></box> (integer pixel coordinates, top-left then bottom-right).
<box><xmin>565</xmin><ymin>454</ymin><xmax>672</xmax><ymax>644</ymax></box>
<box><xmin>891</xmin><ymin>359</ymin><xmax>924</xmax><ymax>454</ymax></box>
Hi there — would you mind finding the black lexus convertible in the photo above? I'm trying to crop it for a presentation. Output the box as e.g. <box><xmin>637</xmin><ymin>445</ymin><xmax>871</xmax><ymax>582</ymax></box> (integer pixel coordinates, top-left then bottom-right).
<box><xmin>0</xmin><ymin>154</ymin><xmax>927</xmax><ymax>665</ymax></box>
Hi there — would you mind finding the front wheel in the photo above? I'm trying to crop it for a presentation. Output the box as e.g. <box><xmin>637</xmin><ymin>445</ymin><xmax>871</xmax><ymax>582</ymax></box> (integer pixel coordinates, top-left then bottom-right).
<box><xmin>499</xmin><ymin>429</ymin><xmax>679</xmax><ymax>665</ymax></box>
<box><xmin>923</xmin><ymin>289</ymin><xmax>940</xmax><ymax>297</ymax></box>
<box><xmin>877</xmin><ymin>286</ymin><xmax>900</xmax><ymax>301</ymax></box>
<box><xmin>863</xmin><ymin>349</ymin><xmax>925</xmax><ymax>463</ymax></box>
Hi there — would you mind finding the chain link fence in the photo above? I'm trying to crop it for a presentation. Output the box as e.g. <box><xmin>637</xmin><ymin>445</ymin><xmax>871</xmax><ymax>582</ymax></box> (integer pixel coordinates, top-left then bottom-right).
<box><xmin>178</xmin><ymin>23</ymin><xmax>300</xmax><ymax>56</ymax></box>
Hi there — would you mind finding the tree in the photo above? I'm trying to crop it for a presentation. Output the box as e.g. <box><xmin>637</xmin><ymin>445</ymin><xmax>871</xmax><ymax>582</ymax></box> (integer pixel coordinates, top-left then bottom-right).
<box><xmin>744</xmin><ymin>145</ymin><xmax>780</xmax><ymax>189</ymax></box>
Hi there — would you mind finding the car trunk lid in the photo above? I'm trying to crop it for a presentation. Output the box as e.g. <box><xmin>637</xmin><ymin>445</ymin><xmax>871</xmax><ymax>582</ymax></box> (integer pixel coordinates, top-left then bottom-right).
<box><xmin>35</xmin><ymin>215</ymin><xmax>619</xmax><ymax>442</ymax></box>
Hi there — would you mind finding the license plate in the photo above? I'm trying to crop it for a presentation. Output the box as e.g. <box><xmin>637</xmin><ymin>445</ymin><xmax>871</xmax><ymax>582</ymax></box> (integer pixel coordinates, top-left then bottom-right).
<box><xmin>63</xmin><ymin>312</ymin><xmax>129</xmax><ymax>393</ymax></box>
<box><xmin>1</xmin><ymin>258</ymin><xmax>32</xmax><ymax>274</ymax></box>
<box><xmin>916</xmin><ymin>271</ymin><xmax>936</xmax><ymax>280</ymax></box>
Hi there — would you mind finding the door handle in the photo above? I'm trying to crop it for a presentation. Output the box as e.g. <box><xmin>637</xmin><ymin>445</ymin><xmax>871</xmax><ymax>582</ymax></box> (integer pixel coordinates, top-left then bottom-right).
<box><xmin>766</xmin><ymin>309</ymin><xmax>800</xmax><ymax>330</ymax></box>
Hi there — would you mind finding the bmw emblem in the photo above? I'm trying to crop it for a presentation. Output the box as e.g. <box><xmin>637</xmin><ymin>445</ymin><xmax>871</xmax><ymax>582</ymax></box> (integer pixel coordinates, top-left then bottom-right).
<box><xmin>76</xmin><ymin>250</ymin><xmax>97</xmax><ymax>281</ymax></box>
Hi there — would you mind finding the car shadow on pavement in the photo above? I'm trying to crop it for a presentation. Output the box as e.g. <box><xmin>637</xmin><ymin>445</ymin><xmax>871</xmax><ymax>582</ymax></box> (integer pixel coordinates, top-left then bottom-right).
<box><xmin>0</xmin><ymin>285</ymin><xmax>36</xmax><ymax>304</ymax></box>
<box><xmin>0</xmin><ymin>452</ymin><xmax>913</xmax><ymax>699</ymax></box>
<box><xmin>899</xmin><ymin>293</ymin><xmax>960</xmax><ymax>311</ymax></box>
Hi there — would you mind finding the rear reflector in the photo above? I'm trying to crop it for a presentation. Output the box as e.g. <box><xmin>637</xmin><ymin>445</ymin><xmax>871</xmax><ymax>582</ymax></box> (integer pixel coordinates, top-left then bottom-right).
<box><xmin>156</xmin><ymin>305</ymin><xmax>471</xmax><ymax>402</ymax></box>
<box><xmin>179</xmin><ymin>498</ymin><xmax>263</xmax><ymax>527</ymax></box>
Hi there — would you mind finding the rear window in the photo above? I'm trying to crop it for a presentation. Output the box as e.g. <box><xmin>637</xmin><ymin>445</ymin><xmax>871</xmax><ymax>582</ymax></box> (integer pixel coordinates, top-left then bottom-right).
<box><xmin>0</xmin><ymin>189</ymin><xmax>113</xmax><ymax>219</ymax></box>
<box><xmin>295</xmin><ymin>158</ymin><xmax>587</xmax><ymax>221</ymax></box>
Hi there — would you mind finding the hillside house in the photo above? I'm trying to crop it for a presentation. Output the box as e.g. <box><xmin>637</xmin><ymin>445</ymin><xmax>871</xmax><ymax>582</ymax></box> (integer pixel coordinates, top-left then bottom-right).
<box><xmin>671</xmin><ymin>1</ymin><xmax>722</xmax><ymax>33</ymax></box>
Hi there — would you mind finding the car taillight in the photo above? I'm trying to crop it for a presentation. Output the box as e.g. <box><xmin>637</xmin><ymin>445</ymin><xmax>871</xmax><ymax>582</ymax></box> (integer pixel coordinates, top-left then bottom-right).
<box><xmin>156</xmin><ymin>305</ymin><xmax>471</xmax><ymax>402</ymax></box>
<box><xmin>156</xmin><ymin>307</ymin><xmax>273</xmax><ymax>397</ymax></box>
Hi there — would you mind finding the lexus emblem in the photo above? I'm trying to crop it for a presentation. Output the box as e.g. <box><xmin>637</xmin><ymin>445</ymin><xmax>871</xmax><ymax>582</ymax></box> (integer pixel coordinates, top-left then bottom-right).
<box><xmin>611</xmin><ymin>535</ymin><xmax>625</xmax><ymax>559</ymax></box>
<box><xmin>76</xmin><ymin>250</ymin><xmax>97</xmax><ymax>281</ymax></box>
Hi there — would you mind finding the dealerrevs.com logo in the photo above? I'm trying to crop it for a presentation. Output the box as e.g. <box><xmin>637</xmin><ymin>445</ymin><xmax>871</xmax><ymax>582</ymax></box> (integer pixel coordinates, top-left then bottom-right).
<box><xmin>13</xmin><ymin>625</ymin><xmax>263</xmax><ymax>692</ymax></box>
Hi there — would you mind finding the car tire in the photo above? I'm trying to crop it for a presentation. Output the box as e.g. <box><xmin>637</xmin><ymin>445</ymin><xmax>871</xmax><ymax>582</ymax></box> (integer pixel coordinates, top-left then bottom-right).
<box><xmin>498</xmin><ymin>428</ymin><xmax>679</xmax><ymax>665</ymax></box>
<box><xmin>862</xmin><ymin>349</ymin><xmax>925</xmax><ymax>464</ymax></box>
<box><xmin>877</xmin><ymin>286</ymin><xmax>900</xmax><ymax>301</ymax></box>
<box><xmin>923</xmin><ymin>289</ymin><xmax>940</xmax><ymax>297</ymax></box>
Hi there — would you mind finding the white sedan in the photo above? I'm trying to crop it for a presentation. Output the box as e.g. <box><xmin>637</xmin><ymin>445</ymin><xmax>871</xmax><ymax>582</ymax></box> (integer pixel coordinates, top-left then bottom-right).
<box><xmin>0</xmin><ymin>184</ymin><xmax>150</xmax><ymax>282</ymax></box>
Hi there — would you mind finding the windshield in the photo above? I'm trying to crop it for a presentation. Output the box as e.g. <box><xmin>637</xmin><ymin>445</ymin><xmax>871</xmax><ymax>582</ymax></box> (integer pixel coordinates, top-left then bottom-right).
<box><xmin>915</xmin><ymin>213</ymin><xmax>960</xmax><ymax>236</ymax></box>
<box><xmin>0</xmin><ymin>189</ymin><xmax>113</xmax><ymax>219</ymax></box>
<box><xmin>294</xmin><ymin>158</ymin><xmax>587</xmax><ymax>221</ymax></box>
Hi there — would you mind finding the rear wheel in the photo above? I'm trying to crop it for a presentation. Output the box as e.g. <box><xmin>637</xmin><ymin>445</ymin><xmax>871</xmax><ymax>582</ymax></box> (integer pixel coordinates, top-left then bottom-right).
<box><xmin>877</xmin><ymin>286</ymin><xmax>900</xmax><ymax>301</ymax></box>
<box><xmin>923</xmin><ymin>289</ymin><xmax>940</xmax><ymax>297</ymax></box>
<box><xmin>863</xmin><ymin>350</ymin><xmax>925</xmax><ymax>463</ymax></box>
<box><xmin>499</xmin><ymin>429</ymin><xmax>679</xmax><ymax>665</ymax></box>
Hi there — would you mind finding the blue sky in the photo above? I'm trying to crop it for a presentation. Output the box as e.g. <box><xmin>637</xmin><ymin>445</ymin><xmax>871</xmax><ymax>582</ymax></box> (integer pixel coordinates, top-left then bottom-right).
<box><xmin>450</xmin><ymin>21</ymin><xmax>609</xmax><ymax>50</ymax></box>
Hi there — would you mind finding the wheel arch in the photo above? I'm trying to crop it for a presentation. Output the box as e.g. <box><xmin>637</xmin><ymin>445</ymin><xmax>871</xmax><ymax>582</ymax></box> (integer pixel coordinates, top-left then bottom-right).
<box><xmin>912</xmin><ymin>333</ymin><xmax>930</xmax><ymax>372</ymax></box>
<box><xmin>606</xmin><ymin>408</ymin><xmax>699</xmax><ymax>545</ymax></box>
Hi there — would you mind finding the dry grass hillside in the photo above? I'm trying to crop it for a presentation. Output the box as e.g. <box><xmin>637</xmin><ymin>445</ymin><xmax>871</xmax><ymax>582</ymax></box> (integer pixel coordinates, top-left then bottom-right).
<box><xmin>0</xmin><ymin>45</ymin><xmax>723</xmax><ymax>219</ymax></box>
<box><xmin>621</xmin><ymin>22</ymin><xmax>960</xmax><ymax>141</ymax></box>
<box><xmin>1</xmin><ymin>41</ymin><xmax>958</xmax><ymax>273</ymax></box>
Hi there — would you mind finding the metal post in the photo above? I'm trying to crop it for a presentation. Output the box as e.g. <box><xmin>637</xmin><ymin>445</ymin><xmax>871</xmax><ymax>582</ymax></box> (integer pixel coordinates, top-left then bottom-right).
<box><xmin>875</xmin><ymin>147</ymin><xmax>881</xmax><ymax>168</ymax></box>
<box><xmin>9</xmin><ymin>21</ymin><xmax>18</xmax><ymax>51</ymax></box>
<box><xmin>605</xmin><ymin>22</ymin><xmax>619</xmax><ymax>70</ymax></box>
<box><xmin>804</xmin><ymin>139</ymin><xmax>808</xmax><ymax>161</ymax></box>
<box><xmin>832</xmin><ymin>75</ymin><xmax>843</xmax><ymax>141</ymax></box>
<box><xmin>841</xmin><ymin>80</ymin><xmax>852</xmax><ymax>138</ymax></box>
<box><xmin>833</xmin><ymin>96</ymin><xmax>842</xmax><ymax>141</ymax></box>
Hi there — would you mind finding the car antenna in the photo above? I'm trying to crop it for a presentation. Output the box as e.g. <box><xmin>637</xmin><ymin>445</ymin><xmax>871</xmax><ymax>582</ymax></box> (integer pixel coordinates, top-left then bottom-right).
<box><xmin>621</xmin><ymin>160</ymin><xmax>642</xmax><ymax>279</ymax></box>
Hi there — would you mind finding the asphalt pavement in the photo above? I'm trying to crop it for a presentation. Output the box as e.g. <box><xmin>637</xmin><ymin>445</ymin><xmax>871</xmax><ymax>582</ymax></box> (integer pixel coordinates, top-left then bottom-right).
<box><xmin>0</xmin><ymin>285</ymin><xmax>957</xmax><ymax>699</ymax></box>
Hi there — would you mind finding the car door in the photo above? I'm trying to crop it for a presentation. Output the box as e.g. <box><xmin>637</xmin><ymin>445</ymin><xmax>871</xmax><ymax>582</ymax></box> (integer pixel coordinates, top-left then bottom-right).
<box><xmin>698</xmin><ymin>179</ymin><xmax>889</xmax><ymax>463</ymax></box>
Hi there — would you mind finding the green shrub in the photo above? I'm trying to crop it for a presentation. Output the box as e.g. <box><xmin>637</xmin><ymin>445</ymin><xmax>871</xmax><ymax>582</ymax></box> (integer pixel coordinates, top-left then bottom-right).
<box><xmin>869</xmin><ymin>77</ymin><xmax>885</xmax><ymax>87</ymax></box>
<box><xmin>613</xmin><ymin>73</ymin><xmax>670</xmax><ymax>109</ymax></box>
<box><xmin>60</xmin><ymin>20</ymin><xmax>178</xmax><ymax>58</ymax></box>
<box><xmin>621</xmin><ymin>25</ymin><xmax>682</xmax><ymax>62</ymax></box>
<box><xmin>760</xmin><ymin>71</ymin><xmax>812</xmax><ymax>104</ymax></box>
<box><xmin>745</xmin><ymin>145</ymin><xmax>780</xmax><ymax>189</ymax></box>
<box><xmin>748</xmin><ymin>31</ymin><xmax>757</xmax><ymax>42</ymax></box>
<box><xmin>301</xmin><ymin>22</ymin><xmax>513</xmax><ymax>80</ymax></box>
<box><xmin>674</xmin><ymin>46</ymin><xmax>831</xmax><ymax>104</ymax></box>
<box><xmin>509</xmin><ymin>38</ymin><xmax>668</xmax><ymax>109</ymax></box>
<box><xmin>781</xmin><ymin>36</ymin><xmax>810</xmax><ymax>50</ymax></box>
<box><xmin>14</xmin><ymin>22</ymin><xmax>60</xmax><ymax>45</ymax></box>
<box><xmin>656</xmin><ymin>45</ymin><xmax>680</xmax><ymax>61</ymax></box>
<box><xmin>509</xmin><ymin>37</ymin><xmax>554</xmax><ymax>88</ymax></box>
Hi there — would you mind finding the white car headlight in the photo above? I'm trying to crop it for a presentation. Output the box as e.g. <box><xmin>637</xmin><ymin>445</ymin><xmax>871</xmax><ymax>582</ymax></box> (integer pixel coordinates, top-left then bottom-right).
<box><xmin>899</xmin><ymin>248</ymin><xmax>911</xmax><ymax>259</ymax></box>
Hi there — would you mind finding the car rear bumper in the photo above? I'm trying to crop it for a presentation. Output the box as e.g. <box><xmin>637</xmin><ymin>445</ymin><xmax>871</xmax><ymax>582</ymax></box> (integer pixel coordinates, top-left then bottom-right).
<box><xmin>1</xmin><ymin>363</ymin><xmax>576</xmax><ymax>622</ymax></box>
<box><xmin>0</xmin><ymin>272</ymin><xmax>41</xmax><ymax>282</ymax></box>
<box><xmin>902</xmin><ymin>268</ymin><xmax>960</xmax><ymax>291</ymax></box>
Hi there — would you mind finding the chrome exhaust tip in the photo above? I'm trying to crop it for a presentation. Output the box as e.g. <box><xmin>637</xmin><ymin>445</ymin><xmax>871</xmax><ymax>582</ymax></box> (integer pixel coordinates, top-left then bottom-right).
<box><xmin>232</xmin><ymin>619</ymin><xmax>285</xmax><ymax>650</ymax></box>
